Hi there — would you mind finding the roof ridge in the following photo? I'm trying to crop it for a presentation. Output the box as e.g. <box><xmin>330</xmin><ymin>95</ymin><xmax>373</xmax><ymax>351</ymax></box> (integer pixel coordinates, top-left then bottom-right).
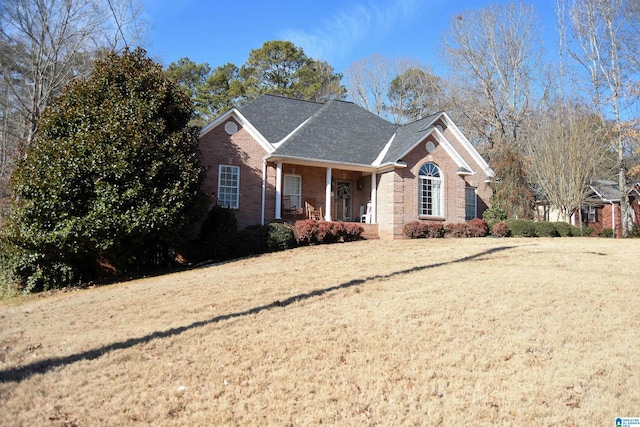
<box><xmin>274</xmin><ymin>99</ymin><xmax>336</xmax><ymax>151</ymax></box>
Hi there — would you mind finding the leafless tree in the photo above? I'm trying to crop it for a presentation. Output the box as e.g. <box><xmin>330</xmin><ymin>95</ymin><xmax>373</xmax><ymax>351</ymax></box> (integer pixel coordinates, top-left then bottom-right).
<box><xmin>565</xmin><ymin>0</ymin><xmax>640</xmax><ymax>236</ymax></box>
<box><xmin>344</xmin><ymin>54</ymin><xmax>394</xmax><ymax>118</ymax></box>
<box><xmin>525</xmin><ymin>101</ymin><xmax>611</xmax><ymax>222</ymax></box>
<box><xmin>442</xmin><ymin>1</ymin><xmax>544</xmax><ymax>149</ymax></box>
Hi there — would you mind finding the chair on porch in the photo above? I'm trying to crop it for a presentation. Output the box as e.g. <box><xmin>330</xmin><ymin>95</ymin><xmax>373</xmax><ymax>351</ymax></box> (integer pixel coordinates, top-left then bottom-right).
<box><xmin>360</xmin><ymin>202</ymin><xmax>372</xmax><ymax>223</ymax></box>
<box><xmin>282</xmin><ymin>194</ymin><xmax>302</xmax><ymax>220</ymax></box>
<box><xmin>305</xmin><ymin>201</ymin><xmax>323</xmax><ymax>221</ymax></box>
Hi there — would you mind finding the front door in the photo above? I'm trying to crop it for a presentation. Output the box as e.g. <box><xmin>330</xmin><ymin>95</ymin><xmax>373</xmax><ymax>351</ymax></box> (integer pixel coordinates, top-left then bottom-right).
<box><xmin>335</xmin><ymin>181</ymin><xmax>352</xmax><ymax>221</ymax></box>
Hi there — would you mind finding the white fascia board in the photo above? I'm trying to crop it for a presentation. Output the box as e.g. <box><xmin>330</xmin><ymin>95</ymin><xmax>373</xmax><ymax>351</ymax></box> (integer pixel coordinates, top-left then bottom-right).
<box><xmin>393</xmin><ymin>127</ymin><xmax>474</xmax><ymax>174</ymax></box>
<box><xmin>372</xmin><ymin>133</ymin><xmax>396</xmax><ymax>167</ymax></box>
<box><xmin>199</xmin><ymin>109</ymin><xmax>275</xmax><ymax>154</ymax></box>
<box><xmin>440</xmin><ymin>112</ymin><xmax>495</xmax><ymax>178</ymax></box>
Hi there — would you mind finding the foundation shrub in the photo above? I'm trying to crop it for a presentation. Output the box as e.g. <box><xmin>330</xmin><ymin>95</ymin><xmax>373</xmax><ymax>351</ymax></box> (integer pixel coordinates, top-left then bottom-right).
<box><xmin>505</xmin><ymin>219</ymin><xmax>536</xmax><ymax>237</ymax></box>
<box><xmin>292</xmin><ymin>220</ymin><xmax>318</xmax><ymax>245</ymax></box>
<box><xmin>582</xmin><ymin>226</ymin><xmax>595</xmax><ymax>236</ymax></box>
<box><xmin>534</xmin><ymin>221</ymin><xmax>560</xmax><ymax>237</ymax></box>
<box><xmin>266</xmin><ymin>223</ymin><xmax>295</xmax><ymax>252</ymax></box>
<box><xmin>199</xmin><ymin>206</ymin><xmax>238</xmax><ymax>260</ymax></box>
<box><xmin>233</xmin><ymin>227</ymin><xmax>268</xmax><ymax>258</ymax></box>
<box><xmin>316</xmin><ymin>221</ymin><xmax>344</xmax><ymax>243</ymax></box>
<box><xmin>342</xmin><ymin>223</ymin><xmax>364</xmax><ymax>241</ymax></box>
<box><xmin>492</xmin><ymin>221</ymin><xmax>511</xmax><ymax>237</ymax></box>
<box><xmin>403</xmin><ymin>221</ymin><xmax>445</xmax><ymax>238</ymax></box>
<box><xmin>601</xmin><ymin>228</ymin><xmax>614</xmax><ymax>238</ymax></box>
<box><xmin>444</xmin><ymin>223</ymin><xmax>469</xmax><ymax>238</ymax></box>
<box><xmin>552</xmin><ymin>222</ymin><xmax>573</xmax><ymax>237</ymax></box>
<box><xmin>467</xmin><ymin>218</ymin><xmax>490</xmax><ymax>237</ymax></box>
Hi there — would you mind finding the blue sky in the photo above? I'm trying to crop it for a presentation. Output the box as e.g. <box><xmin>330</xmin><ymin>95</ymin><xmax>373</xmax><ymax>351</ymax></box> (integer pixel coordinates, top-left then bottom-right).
<box><xmin>141</xmin><ymin>0</ymin><xmax>559</xmax><ymax>75</ymax></box>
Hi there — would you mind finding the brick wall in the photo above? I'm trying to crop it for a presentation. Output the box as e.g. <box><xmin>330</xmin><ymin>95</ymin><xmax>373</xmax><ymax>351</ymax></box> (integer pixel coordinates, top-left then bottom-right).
<box><xmin>199</xmin><ymin>118</ymin><xmax>269</xmax><ymax>229</ymax></box>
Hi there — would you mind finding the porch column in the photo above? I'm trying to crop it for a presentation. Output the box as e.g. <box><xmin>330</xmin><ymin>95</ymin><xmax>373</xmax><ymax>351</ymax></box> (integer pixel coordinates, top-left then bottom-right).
<box><xmin>370</xmin><ymin>172</ymin><xmax>377</xmax><ymax>223</ymax></box>
<box><xmin>325</xmin><ymin>167</ymin><xmax>332</xmax><ymax>221</ymax></box>
<box><xmin>261</xmin><ymin>160</ymin><xmax>266</xmax><ymax>226</ymax></box>
<box><xmin>275</xmin><ymin>161</ymin><xmax>283</xmax><ymax>219</ymax></box>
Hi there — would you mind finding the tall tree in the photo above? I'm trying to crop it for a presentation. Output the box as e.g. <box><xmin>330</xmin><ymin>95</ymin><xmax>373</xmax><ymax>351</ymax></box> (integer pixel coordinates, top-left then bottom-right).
<box><xmin>387</xmin><ymin>66</ymin><xmax>445</xmax><ymax>124</ymax></box>
<box><xmin>239</xmin><ymin>40</ymin><xmax>345</xmax><ymax>102</ymax></box>
<box><xmin>0</xmin><ymin>0</ymin><xmax>146</xmax><ymax>196</ymax></box>
<box><xmin>565</xmin><ymin>0</ymin><xmax>640</xmax><ymax>236</ymax></box>
<box><xmin>525</xmin><ymin>100</ymin><xmax>611</xmax><ymax>222</ymax></box>
<box><xmin>2</xmin><ymin>48</ymin><xmax>203</xmax><ymax>292</ymax></box>
<box><xmin>442</xmin><ymin>1</ymin><xmax>545</xmax><ymax>218</ymax></box>
<box><xmin>442</xmin><ymin>1</ymin><xmax>543</xmax><ymax>149</ymax></box>
<box><xmin>344</xmin><ymin>54</ymin><xmax>394</xmax><ymax>118</ymax></box>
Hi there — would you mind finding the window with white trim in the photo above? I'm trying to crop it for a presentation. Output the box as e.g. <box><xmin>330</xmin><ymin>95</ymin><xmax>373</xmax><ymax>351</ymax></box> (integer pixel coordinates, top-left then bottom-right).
<box><xmin>465</xmin><ymin>186</ymin><xmax>477</xmax><ymax>220</ymax></box>
<box><xmin>284</xmin><ymin>174</ymin><xmax>302</xmax><ymax>210</ymax></box>
<box><xmin>582</xmin><ymin>205</ymin><xmax>597</xmax><ymax>223</ymax></box>
<box><xmin>418</xmin><ymin>162</ymin><xmax>443</xmax><ymax>217</ymax></box>
<box><xmin>218</xmin><ymin>165</ymin><xmax>240</xmax><ymax>208</ymax></box>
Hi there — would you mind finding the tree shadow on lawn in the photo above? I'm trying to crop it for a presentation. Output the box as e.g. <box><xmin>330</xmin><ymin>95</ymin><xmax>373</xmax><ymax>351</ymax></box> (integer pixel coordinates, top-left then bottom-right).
<box><xmin>0</xmin><ymin>245</ymin><xmax>517</xmax><ymax>384</ymax></box>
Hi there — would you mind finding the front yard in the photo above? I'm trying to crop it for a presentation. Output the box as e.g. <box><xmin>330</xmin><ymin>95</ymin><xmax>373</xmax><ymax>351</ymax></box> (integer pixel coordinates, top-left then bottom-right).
<box><xmin>0</xmin><ymin>238</ymin><xmax>638</xmax><ymax>425</ymax></box>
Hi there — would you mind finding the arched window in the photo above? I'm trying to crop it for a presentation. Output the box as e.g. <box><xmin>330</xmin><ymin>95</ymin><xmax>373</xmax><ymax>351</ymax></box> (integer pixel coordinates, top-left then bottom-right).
<box><xmin>418</xmin><ymin>162</ymin><xmax>442</xmax><ymax>216</ymax></box>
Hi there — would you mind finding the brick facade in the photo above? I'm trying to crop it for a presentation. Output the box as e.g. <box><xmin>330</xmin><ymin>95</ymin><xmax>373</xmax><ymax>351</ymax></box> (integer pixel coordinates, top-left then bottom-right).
<box><xmin>199</xmin><ymin>112</ymin><xmax>493</xmax><ymax>238</ymax></box>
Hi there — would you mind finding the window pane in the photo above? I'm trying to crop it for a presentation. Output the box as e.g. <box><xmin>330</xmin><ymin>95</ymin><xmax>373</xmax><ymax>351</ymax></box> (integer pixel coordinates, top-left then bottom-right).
<box><xmin>218</xmin><ymin>165</ymin><xmax>239</xmax><ymax>208</ymax></box>
<box><xmin>465</xmin><ymin>186</ymin><xmax>477</xmax><ymax>220</ymax></box>
<box><xmin>284</xmin><ymin>175</ymin><xmax>302</xmax><ymax>209</ymax></box>
<box><xmin>418</xmin><ymin>162</ymin><xmax>442</xmax><ymax>217</ymax></box>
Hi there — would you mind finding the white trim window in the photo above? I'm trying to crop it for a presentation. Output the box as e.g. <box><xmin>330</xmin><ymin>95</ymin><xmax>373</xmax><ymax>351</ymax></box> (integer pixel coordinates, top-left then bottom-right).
<box><xmin>218</xmin><ymin>165</ymin><xmax>240</xmax><ymax>208</ymax></box>
<box><xmin>284</xmin><ymin>174</ymin><xmax>302</xmax><ymax>210</ymax></box>
<box><xmin>465</xmin><ymin>186</ymin><xmax>477</xmax><ymax>220</ymax></box>
<box><xmin>418</xmin><ymin>162</ymin><xmax>443</xmax><ymax>217</ymax></box>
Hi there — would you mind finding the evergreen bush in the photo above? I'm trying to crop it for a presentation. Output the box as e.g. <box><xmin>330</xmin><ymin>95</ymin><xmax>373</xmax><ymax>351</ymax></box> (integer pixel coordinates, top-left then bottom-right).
<box><xmin>552</xmin><ymin>222</ymin><xmax>573</xmax><ymax>237</ymax></box>
<box><xmin>534</xmin><ymin>221</ymin><xmax>560</xmax><ymax>237</ymax></box>
<box><xmin>266</xmin><ymin>223</ymin><xmax>296</xmax><ymax>251</ymax></box>
<box><xmin>505</xmin><ymin>219</ymin><xmax>536</xmax><ymax>237</ymax></box>
<box><xmin>2</xmin><ymin>48</ymin><xmax>203</xmax><ymax>292</ymax></box>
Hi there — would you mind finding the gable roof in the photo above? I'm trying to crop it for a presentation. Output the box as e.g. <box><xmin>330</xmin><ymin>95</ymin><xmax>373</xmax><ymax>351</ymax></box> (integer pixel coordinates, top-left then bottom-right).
<box><xmin>271</xmin><ymin>98</ymin><xmax>398</xmax><ymax>165</ymax></box>
<box><xmin>239</xmin><ymin>95</ymin><xmax>324</xmax><ymax>144</ymax></box>
<box><xmin>202</xmin><ymin>94</ymin><xmax>493</xmax><ymax>177</ymax></box>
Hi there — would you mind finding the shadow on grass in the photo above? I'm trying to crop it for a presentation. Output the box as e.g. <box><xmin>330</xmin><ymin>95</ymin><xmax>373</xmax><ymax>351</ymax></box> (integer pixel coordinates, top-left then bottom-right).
<box><xmin>0</xmin><ymin>245</ymin><xmax>516</xmax><ymax>384</ymax></box>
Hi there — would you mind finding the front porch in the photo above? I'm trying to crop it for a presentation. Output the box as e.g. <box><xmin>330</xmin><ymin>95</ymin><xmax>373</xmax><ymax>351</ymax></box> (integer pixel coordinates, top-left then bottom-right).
<box><xmin>271</xmin><ymin>162</ymin><xmax>378</xmax><ymax>225</ymax></box>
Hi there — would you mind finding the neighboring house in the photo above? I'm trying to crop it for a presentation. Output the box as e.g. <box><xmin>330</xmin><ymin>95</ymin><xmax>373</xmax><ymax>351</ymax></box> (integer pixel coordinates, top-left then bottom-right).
<box><xmin>198</xmin><ymin>95</ymin><xmax>494</xmax><ymax>239</ymax></box>
<box><xmin>579</xmin><ymin>180</ymin><xmax>640</xmax><ymax>237</ymax></box>
<box><xmin>535</xmin><ymin>179</ymin><xmax>640</xmax><ymax>237</ymax></box>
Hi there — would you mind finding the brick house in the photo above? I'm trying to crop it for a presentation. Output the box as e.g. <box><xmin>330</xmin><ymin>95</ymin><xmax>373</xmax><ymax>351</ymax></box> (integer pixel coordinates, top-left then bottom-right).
<box><xmin>535</xmin><ymin>179</ymin><xmax>640</xmax><ymax>237</ymax></box>
<box><xmin>198</xmin><ymin>95</ymin><xmax>494</xmax><ymax>239</ymax></box>
<box><xmin>578</xmin><ymin>180</ymin><xmax>640</xmax><ymax>237</ymax></box>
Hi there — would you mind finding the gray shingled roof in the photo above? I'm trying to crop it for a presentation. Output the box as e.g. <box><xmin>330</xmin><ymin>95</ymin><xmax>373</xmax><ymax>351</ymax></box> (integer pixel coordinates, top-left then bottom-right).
<box><xmin>588</xmin><ymin>179</ymin><xmax>621</xmax><ymax>201</ymax></box>
<box><xmin>238</xmin><ymin>95</ymin><xmax>324</xmax><ymax>143</ymax></box>
<box><xmin>238</xmin><ymin>95</ymin><xmax>452</xmax><ymax>167</ymax></box>
<box><xmin>380</xmin><ymin>112</ymin><xmax>442</xmax><ymax>164</ymax></box>
<box><xmin>270</xmin><ymin>97</ymin><xmax>398</xmax><ymax>165</ymax></box>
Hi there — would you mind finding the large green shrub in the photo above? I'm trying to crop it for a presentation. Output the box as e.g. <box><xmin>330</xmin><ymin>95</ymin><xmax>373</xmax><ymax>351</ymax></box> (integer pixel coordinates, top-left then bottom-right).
<box><xmin>552</xmin><ymin>222</ymin><xmax>573</xmax><ymax>237</ymax></box>
<box><xmin>266</xmin><ymin>223</ymin><xmax>296</xmax><ymax>251</ymax></box>
<box><xmin>198</xmin><ymin>206</ymin><xmax>238</xmax><ymax>260</ymax></box>
<box><xmin>2</xmin><ymin>48</ymin><xmax>203</xmax><ymax>292</ymax></box>
<box><xmin>505</xmin><ymin>219</ymin><xmax>536</xmax><ymax>237</ymax></box>
<box><xmin>534</xmin><ymin>221</ymin><xmax>560</xmax><ymax>237</ymax></box>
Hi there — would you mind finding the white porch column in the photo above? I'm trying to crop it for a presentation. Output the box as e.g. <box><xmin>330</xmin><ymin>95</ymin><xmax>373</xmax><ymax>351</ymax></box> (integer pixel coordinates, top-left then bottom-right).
<box><xmin>275</xmin><ymin>161</ymin><xmax>283</xmax><ymax>219</ymax></box>
<box><xmin>261</xmin><ymin>160</ymin><xmax>266</xmax><ymax>226</ymax></box>
<box><xmin>370</xmin><ymin>172</ymin><xmax>377</xmax><ymax>223</ymax></box>
<box><xmin>325</xmin><ymin>167</ymin><xmax>332</xmax><ymax>221</ymax></box>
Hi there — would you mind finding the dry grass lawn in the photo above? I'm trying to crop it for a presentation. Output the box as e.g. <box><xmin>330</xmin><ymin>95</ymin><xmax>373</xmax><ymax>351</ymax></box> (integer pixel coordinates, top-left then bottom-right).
<box><xmin>0</xmin><ymin>237</ymin><xmax>639</xmax><ymax>426</ymax></box>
